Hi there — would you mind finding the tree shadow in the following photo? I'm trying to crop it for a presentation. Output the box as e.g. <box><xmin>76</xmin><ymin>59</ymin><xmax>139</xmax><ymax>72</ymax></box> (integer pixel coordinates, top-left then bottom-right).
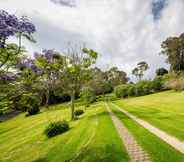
<box><xmin>32</xmin><ymin>157</ymin><xmax>47</xmax><ymax>162</ymax></box>
<box><xmin>66</xmin><ymin>144</ymin><xmax>129</xmax><ymax>162</ymax></box>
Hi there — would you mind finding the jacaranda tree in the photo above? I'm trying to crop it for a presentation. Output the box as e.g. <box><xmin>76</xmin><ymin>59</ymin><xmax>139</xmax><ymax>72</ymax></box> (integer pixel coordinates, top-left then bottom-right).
<box><xmin>0</xmin><ymin>10</ymin><xmax>36</xmax><ymax>69</ymax></box>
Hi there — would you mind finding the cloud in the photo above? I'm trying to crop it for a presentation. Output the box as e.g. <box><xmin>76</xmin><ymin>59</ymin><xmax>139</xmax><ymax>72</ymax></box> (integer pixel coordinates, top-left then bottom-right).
<box><xmin>0</xmin><ymin>0</ymin><xmax>183</xmax><ymax>81</ymax></box>
<box><xmin>50</xmin><ymin>0</ymin><xmax>76</xmax><ymax>7</ymax></box>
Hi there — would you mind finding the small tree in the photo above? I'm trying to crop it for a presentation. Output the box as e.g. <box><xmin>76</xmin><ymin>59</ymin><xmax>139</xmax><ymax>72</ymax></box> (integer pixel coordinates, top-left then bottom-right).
<box><xmin>80</xmin><ymin>86</ymin><xmax>96</xmax><ymax>108</ymax></box>
<box><xmin>60</xmin><ymin>45</ymin><xmax>98</xmax><ymax>120</ymax></box>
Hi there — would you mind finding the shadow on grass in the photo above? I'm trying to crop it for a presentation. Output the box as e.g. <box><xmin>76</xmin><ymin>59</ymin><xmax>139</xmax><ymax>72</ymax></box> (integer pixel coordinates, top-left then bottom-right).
<box><xmin>67</xmin><ymin>144</ymin><xmax>129</xmax><ymax>162</ymax></box>
<box><xmin>32</xmin><ymin>144</ymin><xmax>129</xmax><ymax>162</ymax></box>
<box><xmin>32</xmin><ymin>157</ymin><xmax>47</xmax><ymax>162</ymax></box>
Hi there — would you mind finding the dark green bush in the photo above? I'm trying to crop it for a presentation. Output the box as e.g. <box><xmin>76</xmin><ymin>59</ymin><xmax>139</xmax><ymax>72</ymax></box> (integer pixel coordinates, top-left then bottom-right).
<box><xmin>151</xmin><ymin>77</ymin><xmax>164</xmax><ymax>91</ymax></box>
<box><xmin>127</xmin><ymin>85</ymin><xmax>136</xmax><ymax>96</ymax></box>
<box><xmin>156</xmin><ymin>68</ymin><xmax>168</xmax><ymax>76</ymax></box>
<box><xmin>114</xmin><ymin>84</ymin><xmax>129</xmax><ymax>98</ymax></box>
<box><xmin>134</xmin><ymin>81</ymin><xmax>152</xmax><ymax>96</ymax></box>
<box><xmin>74</xmin><ymin>109</ymin><xmax>84</xmax><ymax>116</ymax></box>
<box><xmin>0</xmin><ymin>110</ymin><xmax>3</xmax><ymax>116</ymax></box>
<box><xmin>19</xmin><ymin>94</ymin><xmax>40</xmax><ymax>116</ymax></box>
<box><xmin>114</xmin><ymin>81</ymin><xmax>153</xmax><ymax>98</ymax></box>
<box><xmin>44</xmin><ymin>120</ymin><xmax>69</xmax><ymax>138</ymax></box>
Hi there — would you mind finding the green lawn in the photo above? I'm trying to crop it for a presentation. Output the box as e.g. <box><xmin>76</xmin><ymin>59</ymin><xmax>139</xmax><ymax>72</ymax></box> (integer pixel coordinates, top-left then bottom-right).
<box><xmin>114</xmin><ymin>90</ymin><xmax>184</xmax><ymax>141</ymax></box>
<box><xmin>0</xmin><ymin>102</ymin><xmax>129</xmax><ymax>162</ymax></box>
<box><xmin>109</xmin><ymin>102</ymin><xmax>184</xmax><ymax>162</ymax></box>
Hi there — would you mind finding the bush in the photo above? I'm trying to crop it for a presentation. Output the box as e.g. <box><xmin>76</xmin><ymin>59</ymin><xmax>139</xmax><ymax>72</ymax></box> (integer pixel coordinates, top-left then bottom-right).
<box><xmin>44</xmin><ymin>120</ymin><xmax>69</xmax><ymax>138</ymax></box>
<box><xmin>165</xmin><ymin>77</ymin><xmax>184</xmax><ymax>91</ymax></box>
<box><xmin>151</xmin><ymin>77</ymin><xmax>164</xmax><ymax>91</ymax></box>
<box><xmin>114</xmin><ymin>84</ymin><xmax>131</xmax><ymax>98</ymax></box>
<box><xmin>74</xmin><ymin>109</ymin><xmax>84</xmax><ymax>116</ymax></box>
<box><xmin>127</xmin><ymin>85</ymin><xmax>136</xmax><ymax>96</ymax></box>
<box><xmin>80</xmin><ymin>87</ymin><xmax>96</xmax><ymax>107</ymax></box>
<box><xmin>19</xmin><ymin>94</ymin><xmax>40</xmax><ymax>116</ymax></box>
<box><xmin>0</xmin><ymin>110</ymin><xmax>3</xmax><ymax>116</ymax></box>
<box><xmin>114</xmin><ymin>81</ymin><xmax>153</xmax><ymax>98</ymax></box>
<box><xmin>134</xmin><ymin>81</ymin><xmax>152</xmax><ymax>96</ymax></box>
<box><xmin>156</xmin><ymin>68</ymin><xmax>168</xmax><ymax>76</ymax></box>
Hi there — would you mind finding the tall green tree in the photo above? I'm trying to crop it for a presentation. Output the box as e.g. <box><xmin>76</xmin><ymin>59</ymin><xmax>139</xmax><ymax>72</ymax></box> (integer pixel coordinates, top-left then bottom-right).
<box><xmin>106</xmin><ymin>67</ymin><xmax>128</xmax><ymax>87</ymax></box>
<box><xmin>132</xmin><ymin>61</ymin><xmax>149</xmax><ymax>80</ymax></box>
<box><xmin>161</xmin><ymin>33</ymin><xmax>184</xmax><ymax>71</ymax></box>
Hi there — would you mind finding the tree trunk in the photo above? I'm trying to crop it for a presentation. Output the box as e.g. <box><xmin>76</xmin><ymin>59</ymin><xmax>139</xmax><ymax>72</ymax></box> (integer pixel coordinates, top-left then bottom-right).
<box><xmin>71</xmin><ymin>92</ymin><xmax>75</xmax><ymax>120</ymax></box>
<box><xmin>45</xmin><ymin>89</ymin><xmax>49</xmax><ymax>108</ymax></box>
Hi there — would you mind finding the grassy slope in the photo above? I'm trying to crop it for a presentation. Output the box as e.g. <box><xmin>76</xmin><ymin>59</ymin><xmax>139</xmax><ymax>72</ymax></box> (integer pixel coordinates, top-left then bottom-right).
<box><xmin>109</xmin><ymin>103</ymin><xmax>184</xmax><ymax>162</ymax></box>
<box><xmin>115</xmin><ymin>90</ymin><xmax>184</xmax><ymax>140</ymax></box>
<box><xmin>0</xmin><ymin>102</ymin><xmax>129</xmax><ymax>162</ymax></box>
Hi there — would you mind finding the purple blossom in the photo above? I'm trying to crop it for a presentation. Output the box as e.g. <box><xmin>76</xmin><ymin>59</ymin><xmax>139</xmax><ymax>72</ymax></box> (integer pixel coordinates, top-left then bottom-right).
<box><xmin>0</xmin><ymin>10</ymin><xmax>36</xmax><ymax>48</ymax></box>
<box><xmin>42</xmin><ymin>49</ymin><xmax>55</xmax><ymax>61</ymax></box>
<box><xmin>0</xmin><ymin>73</ymin><xmax>15</xmax><ymax>81</ymax></box>
<box><xmin>33</xmin><ymin>52</ymin><xmax>40</xmax><ymax>59</ymax></box>
<box><xmin>17</xmin><ymin>16</ymin><xmax>36</xmax><ymax>34</ymax></box>
<box><xmin>17</xmin><ymin>57</ymin><xmax>43</xmax><ymax>75</ymax></box>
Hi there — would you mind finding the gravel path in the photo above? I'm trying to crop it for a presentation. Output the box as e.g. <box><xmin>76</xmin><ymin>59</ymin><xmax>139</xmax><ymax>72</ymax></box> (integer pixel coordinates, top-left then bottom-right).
<box><xmin>105</xmin><ymin>103</ymin><xmax>151</xmax><ymax>162</ymax></box>
<box><xmin>112</xmin><ymin>103</ymin><xmax>184</xmax><ymax>154</ymax></box>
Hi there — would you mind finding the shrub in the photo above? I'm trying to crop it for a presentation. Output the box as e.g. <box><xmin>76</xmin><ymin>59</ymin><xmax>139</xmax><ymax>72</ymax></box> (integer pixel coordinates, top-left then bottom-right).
<box><xmin>151</xmin><ymin>77</ymin><xmax>164</xmax><ymax>91</ymax></box>
<box><xmin>0</xmin><ymin>110</ymin><xmax>3</xmax><ymax>116</ymax></box>
<box><xmin>156</xmin><ymin>68</ymin><xmax>168</xmax><ymax>76</ymax></box>
<box><xmin>74</xmin><ymin>109</ymin><xmax>84</xmax><ymax>116</ymax></box>
<box><xmin>127</xmin><ymin>85</ymin><xmax>136</xmax><ymax>96</ymax></box>
<box><xmin>19</xmin><ymin>94</ymin><xmax>40</xmax><ymax>116</ymax></box>
<box><xmin>80</xmin><ymin>87</ymin><xmax>96</xmax><ymax>107</ymax></box>
<box><xmin>165</xmin><ymin>77</ymin><xmax>184</xmax><ymax>91</ymax></box>
<box><xmin>134</xmin><ymin>81</ymin><xmax>152</xmax><ymax>96</ymax></box>
<box><xmin>44</xmin><ymin>120</ymin><xmax>69</xmax><ymax>138</ymax></box>
<box><xmin>114</xmin><ymin>84</ymin><xmax>129</xmax><ymax>98</ymax></box>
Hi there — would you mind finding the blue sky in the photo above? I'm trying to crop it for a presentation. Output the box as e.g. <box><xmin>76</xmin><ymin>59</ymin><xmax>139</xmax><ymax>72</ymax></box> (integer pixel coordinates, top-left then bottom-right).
<box><xmin>152</xmin><ymin>0</ymin><xmax>167</xmax><ymax>20</ymax></box>
<box><xmin>0</xmin><ymin>0</ymin><xmax>184</xmax><ymax>80</ymax></box>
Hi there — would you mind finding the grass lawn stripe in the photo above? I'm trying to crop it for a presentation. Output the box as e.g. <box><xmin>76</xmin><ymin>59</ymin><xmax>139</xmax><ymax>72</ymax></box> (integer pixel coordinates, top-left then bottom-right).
<box><xmin>109</xmin><ymin>102</ymin><xmax>184</xmax><ymax>162</ymax></box>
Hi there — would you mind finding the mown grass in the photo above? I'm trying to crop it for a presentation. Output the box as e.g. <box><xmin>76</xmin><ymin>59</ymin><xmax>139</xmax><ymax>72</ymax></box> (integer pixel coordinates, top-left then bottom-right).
<box><xmin>109</xmin><ymin>102</ymin><xmax>184</xmax><ymax>162</ymax></box>
<box><xmin>114</xmin><ymin>90</ymin><xmax>184</xmax><ymax>140</ymax></box>
<box><xmin>0</xmin><ymin>102</ymin><xmax>129</xmax><ymax>162</ymax></box>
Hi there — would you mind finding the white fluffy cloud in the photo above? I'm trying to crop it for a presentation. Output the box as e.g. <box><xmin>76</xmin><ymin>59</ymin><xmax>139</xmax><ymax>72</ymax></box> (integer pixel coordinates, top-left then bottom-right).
<box><xmin>0</xmin><ymin>0</ymin><xmax>183</xmax><ymax>80</ymax></box>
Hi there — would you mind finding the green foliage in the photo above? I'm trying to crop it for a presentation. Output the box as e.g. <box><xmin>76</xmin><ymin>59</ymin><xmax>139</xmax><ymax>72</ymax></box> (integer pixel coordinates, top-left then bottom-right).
<box><xmin>135</xmin><ymin>80</ymin><xmax>152</xmax><ymax>96</ymax></box>
<box><xmin>156</xmin><ymin>68</ymin><xmax>168</xmax><ymax>76</ymax></box>
<box><xmin>151</xmin><ymin>77</ymin><xmax>164</xmax><ymax>91</ymax></box>
<box><xmin>0</xmin><ymin>109</ymin><xmax>3</xmax><ymax>116</ymax></box>
<box><xmin>161</xmin><ymin>33</ymin><xmax>184</xmax><ymax>71</ymax></box>
<box><xmin>114</xmin><ymin>84</ymin><xmax>129</xmax><ymax>98</ymax></box>
<box><xmin>19</xmin><ymin>93</ymin><xmax>40</xmax><ymax>116</ymax></box>
<box><xmin>106</xmin><ymin>67</ymin><xmax>128</xmax><ymax>87</ymax></box>
<box><xmin>127</xmin><ymin>85</ymin><xmax>136</xmax><ymax>96</ymax></box>
<box><xmin>132</xmin><ymin>61</ymin><xmax>149</xmax><ymax>80</ymax></box>
<box><xmin>44</xmin><ymin>120</ymin><xmax>69</xmax><ymax>138</ymax></box>
<box><xmin>114</xmin><ymin>79</ymin><xmax>165</xmax><ymax>98</ymax></box>
<box><xmin>74</xmin><ymin>109</ymin><xmax>84</xmax><ymax>116</ymax></box>
<box><xmin>80</xmin><ymin>87</ymin><xmax>96</xmax><ymax>107</ymax></box>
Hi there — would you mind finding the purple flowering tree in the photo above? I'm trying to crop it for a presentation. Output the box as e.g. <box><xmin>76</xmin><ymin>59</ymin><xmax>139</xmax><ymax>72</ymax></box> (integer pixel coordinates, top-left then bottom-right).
<box><xmin>0</xmin><ymin>10</ymin><xmax>36</xmax><ymax>69</ymax></box>
<box><xmin>34</xmin><ymin>49</ymin><xmax>64</xmax><ymax>108</ymax></box>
